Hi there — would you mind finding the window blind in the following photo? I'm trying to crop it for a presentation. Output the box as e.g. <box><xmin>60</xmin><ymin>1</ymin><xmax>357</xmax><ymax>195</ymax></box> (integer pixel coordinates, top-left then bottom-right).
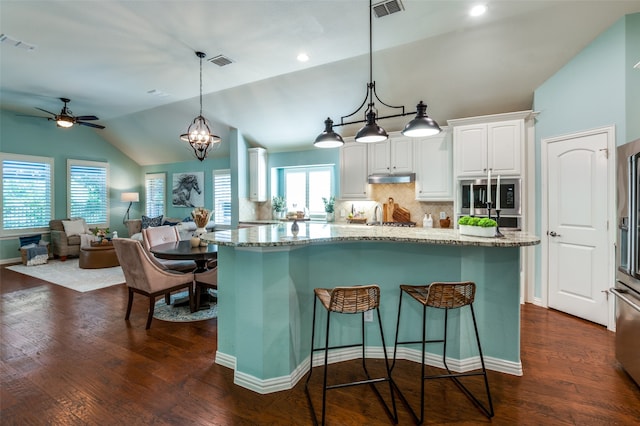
<box><xmin>213</xmin><ymin>169</ymin><xmax>231</xmax><ymax>225</ymax></box>
<box><xmin>145</xmin><ymin>173</ymin><xmax>166</xmax><ymax>217</ymax></box>
<box><xmin>68</xmin><ymin>160</ymin><xmax>109</xmax><ymax>226</ymax></box>
<box><xmin>1</xmin><ymin>155</ymin><xmax>54</xmax><ymax>233</ymax></box>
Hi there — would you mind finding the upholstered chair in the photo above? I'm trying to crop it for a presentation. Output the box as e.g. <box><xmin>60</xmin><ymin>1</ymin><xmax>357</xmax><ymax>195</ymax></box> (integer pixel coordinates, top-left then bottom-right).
<box><xmin>141</xmin><ymin>226</ymin><xmax>196</xmax><ymax>272</ymax></box>
<box><xmin>112</xmin><ymin>238</ymin><xmax>194</xmax><ymax>329</ymax></box>
<box><xmin>194</xmin><ymin>262</ymin><xmax>218</xmax><ymax>310</ymax></box>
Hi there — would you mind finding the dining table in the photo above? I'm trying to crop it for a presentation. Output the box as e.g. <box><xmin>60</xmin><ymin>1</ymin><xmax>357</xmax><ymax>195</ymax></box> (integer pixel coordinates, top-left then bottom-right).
<box><xmin>150</xmin><ymin>240</ymin><xmax>218</xmax><ymax>311</ymax></box>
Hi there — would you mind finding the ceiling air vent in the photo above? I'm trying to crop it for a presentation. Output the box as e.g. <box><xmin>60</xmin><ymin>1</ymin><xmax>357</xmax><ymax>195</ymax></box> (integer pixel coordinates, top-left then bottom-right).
<box><xmin>372</xmin><ymin>0</ymin><xmax>404</xmax><ymax>18</ymax></box>
<box><xmin>208</xmin><ymin>55</ymin><xmax>233</xmax><ymax>67</ymax></box>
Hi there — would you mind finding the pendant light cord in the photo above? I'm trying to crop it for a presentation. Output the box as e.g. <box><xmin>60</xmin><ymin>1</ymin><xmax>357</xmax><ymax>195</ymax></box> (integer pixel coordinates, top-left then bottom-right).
<box><xmin>367</xmin><ymin>0</ymin><xmax>374</xmax><ymax>111</ymax></box>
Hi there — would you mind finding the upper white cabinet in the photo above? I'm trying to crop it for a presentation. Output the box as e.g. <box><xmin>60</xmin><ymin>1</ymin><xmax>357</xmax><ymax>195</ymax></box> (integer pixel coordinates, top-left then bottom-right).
<box><xmin>368</xmin><ymin>135</ymin><xmax>413</xmax><ymax>175</ymax></box>
<box><xmin>451</xmin><ymin>116</ymin><xmax>525</xmax><ymax>177</ymax></box>
<box><xmin>414</xmin><ymin>130</ymin><xmax>453</xmax><ymax>201</ymax></box>
<box><xmin>249</xmin><ymin>147</ymin><xmax>267</xmax><ymax>202</ymax></box>
<box><xmin>340</xmin><ymin>140</ymin><xmax>369</xmax><ymax>199</ymax></box>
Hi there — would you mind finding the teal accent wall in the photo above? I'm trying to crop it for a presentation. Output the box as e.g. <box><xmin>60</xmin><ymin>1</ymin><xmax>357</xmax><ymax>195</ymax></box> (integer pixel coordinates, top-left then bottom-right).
<box><xmin>532</xmin><ymin>13</ymin><xmax>639</xmax><ymax>298</ymax></box>
<box><xmin>0</xmin><ymin>109</ymin><xmax>142</xmax><ymax>260</ymax></box>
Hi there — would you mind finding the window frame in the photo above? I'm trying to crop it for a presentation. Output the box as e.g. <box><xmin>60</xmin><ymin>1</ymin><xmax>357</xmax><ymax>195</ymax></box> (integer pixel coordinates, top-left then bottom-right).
<box><xmin>282</xmin><ymin>165</ymin><xmax>334</xmax><ymax>220</ymax></box>
<box><xmin>145</xmin><ymin>172</ymin><xmax>166</xmax><ymax>218</ymax></box>
<box><xmin>0</xmin><ymin>153</ymin><xmax>55</xmax><ymax>237</ymax></box>
<box><xmin>213</xmin><ymin>169</ymin><xmax>231</xmax><ymax>226</ymax></box>
<box><xmin>67</xmin><ymin>159</ymin><xmax>109</xmax><ymax>228</ymax></box>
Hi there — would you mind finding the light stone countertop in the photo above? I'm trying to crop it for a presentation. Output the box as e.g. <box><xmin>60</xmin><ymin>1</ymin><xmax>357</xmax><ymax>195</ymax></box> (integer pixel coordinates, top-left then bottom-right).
<box><xmin>200</xmin><ymin>222</ymin><xmax>540</xmax><ymax>248</ymax></box>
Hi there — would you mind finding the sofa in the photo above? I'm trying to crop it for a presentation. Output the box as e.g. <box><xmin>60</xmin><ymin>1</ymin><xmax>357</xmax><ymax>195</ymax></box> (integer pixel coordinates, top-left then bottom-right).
<box><xmin>125</xmin><ymin>216</ymin><xmax>215</xmax><ymax>240</ymax></box>
<box><xmin>49</xmin><ymin>218</ymin><xmax>93</xmax><ymax>260</ymax></box>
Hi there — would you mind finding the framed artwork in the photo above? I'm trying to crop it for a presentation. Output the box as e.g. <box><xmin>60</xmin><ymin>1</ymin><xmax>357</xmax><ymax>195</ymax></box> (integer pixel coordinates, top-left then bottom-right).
<box><xmin>172</xmin><ymin>172</ymin><xmax>204</xmax><ymax>207</ymax></box>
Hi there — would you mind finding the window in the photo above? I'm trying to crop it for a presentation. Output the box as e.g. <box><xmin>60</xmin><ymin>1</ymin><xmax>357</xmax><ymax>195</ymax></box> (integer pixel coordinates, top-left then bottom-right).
<box><xmin>283</xmin><ymin>165</ymin><xmax>333</xmax><ymax>219</ymax></box>
<box><xmin>1</xmin><ymin>153</ymin><xmax>54</xmax><ymax>236</ymax></box>
<box><xmin>67</xmin><ymin>160</ymin><xmax>109</xmax><ymax>227</ymax></box>
<box><xmin>145</xmin><ymin>173</ymin><xmax>166</xmax><ymax>217</ymax></box>
<box><xmin>213</xmin><ymin>169</ymin><xmax>231</xmax><ymax>225</ymax></box>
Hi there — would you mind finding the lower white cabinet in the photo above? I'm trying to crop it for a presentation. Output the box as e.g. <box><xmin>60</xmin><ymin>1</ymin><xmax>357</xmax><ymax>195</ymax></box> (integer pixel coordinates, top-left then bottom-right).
<box><xmin>414</xmin><ymin>130</ymin><xmax>453</xmax><ymax>201</ymax></box>
<box><xmin>249</xmin><ymin>147</ymin><xmax>267</xmax><ymax>202</ymax></box>
<box><xmin>340</xmin><ymin>141</ymin><xmax>369</xmax><ymax>199</ymax></box>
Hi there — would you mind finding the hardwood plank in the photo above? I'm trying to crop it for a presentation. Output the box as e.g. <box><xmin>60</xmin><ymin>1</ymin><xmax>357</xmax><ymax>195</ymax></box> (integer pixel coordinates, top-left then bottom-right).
<box><xmin>2</xmin><ymin>265</ymin><xmax>639</xmax><ymax>425</ymax></box>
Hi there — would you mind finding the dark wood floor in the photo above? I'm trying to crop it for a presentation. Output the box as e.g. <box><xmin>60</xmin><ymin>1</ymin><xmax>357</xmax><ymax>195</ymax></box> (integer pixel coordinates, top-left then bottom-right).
<box><xmin>1</xmin><ymin>265</ymin><xmax>639</xmax><ymax>425</ymax></box>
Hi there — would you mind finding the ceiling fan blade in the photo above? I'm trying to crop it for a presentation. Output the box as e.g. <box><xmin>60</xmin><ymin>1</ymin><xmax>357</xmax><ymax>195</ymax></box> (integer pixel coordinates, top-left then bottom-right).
<box><xmin>34</xmin><ymin>107</ymin><xmax>57</xmax><ymax>116</ymax></box>
<box><xmin>75</xmin><ymin>115</ymin><xmax>99</xmax><ymax>121</ymax></box>
<box><xmin>78</xmin><ymin>121</ymin><xmax>105</xmax><ymax>129</ymax></box>
<box><xmin>16</xmin><ymin>114</ymin><xmax>50</xmax><ymax>119</ymax></box>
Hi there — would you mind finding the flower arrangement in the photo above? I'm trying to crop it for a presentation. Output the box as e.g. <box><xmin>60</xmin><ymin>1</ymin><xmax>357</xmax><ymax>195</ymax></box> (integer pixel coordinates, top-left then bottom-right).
<box><xmin>272</xmin><ymin>196</ymin><xmax>286</xmax><ymax>212</ymax></box>
<box><xmin>322</xmin><ymin>196</ymin><xmax>335</xmax><ymax>213</ymax></box>
<box><xmin>92</xmin><ymin>227</ymin><xmax>110</xmax><ymax>238</ymax></box>
<box><xmin>191</xmin><ymin>207</ymin><xmax>211</xmax><ymax>228</ymax></box>
<box><xmin>458</xmin><ymin>216</ymin><xmax>497</xmax><ymax>227</ymax></box>
<box><xmin>458</xmin><ymin>216</ymin><xmax>497</xmax><ymax>237</ymax></box>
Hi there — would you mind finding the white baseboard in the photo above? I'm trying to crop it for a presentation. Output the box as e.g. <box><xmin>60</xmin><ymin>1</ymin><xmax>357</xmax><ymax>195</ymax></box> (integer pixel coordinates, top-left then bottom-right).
<box><xmin>1</xmin><ymin>257</ymin><xmax>21</xmax><ymax>265</ymax></box>
<box><xmin>216</xmin><ymin>345</ymin><xmax>522</xmax><ymax>394</ymax></box>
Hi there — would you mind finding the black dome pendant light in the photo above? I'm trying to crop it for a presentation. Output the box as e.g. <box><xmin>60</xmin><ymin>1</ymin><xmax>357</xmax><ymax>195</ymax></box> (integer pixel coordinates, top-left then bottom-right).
<box><xmin>314</xmin><ymin>0</ymin><xmax>441</xmax><ymax>148</ymax></box>
<box><xmin>180</xmin><ymin>51</ymin><xmax>221</xmax><ymax>161</ymax></box>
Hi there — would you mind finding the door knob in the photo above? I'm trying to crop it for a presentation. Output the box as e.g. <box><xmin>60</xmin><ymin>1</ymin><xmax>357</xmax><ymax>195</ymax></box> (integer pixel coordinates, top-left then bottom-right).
<box><xmin>548</xmin><ymin>231</ymin><xmax>561</xmax><ymax>237</ymax></box>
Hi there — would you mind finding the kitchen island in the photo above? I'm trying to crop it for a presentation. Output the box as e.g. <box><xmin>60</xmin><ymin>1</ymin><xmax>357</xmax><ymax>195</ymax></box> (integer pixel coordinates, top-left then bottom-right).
<box><xmin>200</xmin><ymin>222</ymin><xmax>539</xmax><ymax>394</ymax></box>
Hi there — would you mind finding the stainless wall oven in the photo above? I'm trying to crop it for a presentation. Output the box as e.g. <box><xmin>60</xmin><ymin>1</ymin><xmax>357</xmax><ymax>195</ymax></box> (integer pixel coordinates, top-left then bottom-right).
<box><xmin>611</xmin><ymin>138</ymin><xmax>640</xmax><ymax>386</ymax></box>
<box><xmin>459</xmin><ymin>178</ymin><xmax>521</xmax><ymax>229</ymax></box>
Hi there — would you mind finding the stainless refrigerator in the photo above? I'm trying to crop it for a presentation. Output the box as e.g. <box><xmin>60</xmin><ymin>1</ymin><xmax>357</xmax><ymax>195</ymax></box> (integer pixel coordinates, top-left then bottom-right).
<box><xmin>611</xmin><ymin>138</ymin><xmax>640</xmax><ymax>386</ymax></box>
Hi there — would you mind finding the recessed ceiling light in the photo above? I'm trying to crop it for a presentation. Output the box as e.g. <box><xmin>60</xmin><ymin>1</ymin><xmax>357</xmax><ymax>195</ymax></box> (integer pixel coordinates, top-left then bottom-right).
<box><xmin>297</xmin><ymin>52</ymin><xmax>309</xmax><ymax>62</ymax></box>
<box><xmin>469</xmin><ymin>4</ymin><xmax>488</xmax><ymax>17</ymax></box>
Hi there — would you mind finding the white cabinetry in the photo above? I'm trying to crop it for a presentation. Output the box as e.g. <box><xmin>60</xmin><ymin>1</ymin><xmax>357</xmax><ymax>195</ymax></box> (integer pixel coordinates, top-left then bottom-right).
<box><xmin>414</xmin><ymin>130</ymin><xmax>453</xmax><ymax>201</ymax></box>
<box><xmin>340</xmin><ymin>140</ymin><xmax>369</xmax><ymax>199</ymax></box>
<box><xmin>248</xmin><ymin>147</ymin><xmax>267</xmax><ymax>202</ymax></box>
<box><xmin>368</xmin><ymin>135</ymin><xmax>413</xmax><ymax>175</ymax></box>
<box><xmin>452</xmin><ymin>118</ymin><xmax>523</xmax><ymax>177</ymax></box>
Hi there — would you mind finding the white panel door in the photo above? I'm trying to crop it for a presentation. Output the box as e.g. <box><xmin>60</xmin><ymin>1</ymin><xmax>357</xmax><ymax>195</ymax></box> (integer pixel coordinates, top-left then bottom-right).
<box><xmin>547</xmin><ymin>131</ymin><xmax>609</xmax><ymax>325</ymax></box>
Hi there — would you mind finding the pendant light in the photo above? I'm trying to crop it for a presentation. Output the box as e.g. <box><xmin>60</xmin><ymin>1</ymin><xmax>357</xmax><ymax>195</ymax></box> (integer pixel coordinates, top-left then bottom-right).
<box><xmin>180</xmin><ymin>51</ymin><xmax>221</xmax><ymax>161</ymax></box>
<box><xmin>314</xmin><ymin>0</ymin><xmax>441</xmax><ymax>148</ymax></box>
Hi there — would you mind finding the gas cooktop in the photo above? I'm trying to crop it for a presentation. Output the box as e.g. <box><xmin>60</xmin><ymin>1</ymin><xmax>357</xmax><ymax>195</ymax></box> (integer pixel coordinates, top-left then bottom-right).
<box><xmin>382</xmin><ymin>221</ymin><xmax>416</xmax><ymax>227</ymax></box>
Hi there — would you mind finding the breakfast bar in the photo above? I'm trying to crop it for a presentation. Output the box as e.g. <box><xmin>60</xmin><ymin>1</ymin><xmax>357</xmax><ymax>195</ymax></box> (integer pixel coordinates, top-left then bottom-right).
<box><xmin>200</xmin><ymin>223</ymin><xmax>540</xmax><ymax>394</ymax></box>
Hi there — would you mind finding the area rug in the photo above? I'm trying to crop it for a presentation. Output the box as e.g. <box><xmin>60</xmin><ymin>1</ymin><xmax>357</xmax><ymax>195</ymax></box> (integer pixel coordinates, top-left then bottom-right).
<box><xmin>6</xmin><ymin>259</ymin><xmax>125</xmax><ymax>292</ymax></box>
<box><xmin>153</xmin><ymin>290</ymin><xmax>217</xmax><ymax>323</ymax></box>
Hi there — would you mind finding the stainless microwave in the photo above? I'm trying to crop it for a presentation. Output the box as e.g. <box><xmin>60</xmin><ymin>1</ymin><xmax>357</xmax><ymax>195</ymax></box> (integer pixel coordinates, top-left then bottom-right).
<box><xmin>459</xmin><ymin>178</ymin><xmax>521</xmax><ymax>216</ymax></box>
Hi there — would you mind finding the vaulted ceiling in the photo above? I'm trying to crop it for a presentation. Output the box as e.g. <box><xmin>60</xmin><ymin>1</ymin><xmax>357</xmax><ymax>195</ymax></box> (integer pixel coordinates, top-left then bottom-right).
<box><xmin>1</xmin><ymin>1</ymin><xmax>639</xmax><ymax>165</ymax></box>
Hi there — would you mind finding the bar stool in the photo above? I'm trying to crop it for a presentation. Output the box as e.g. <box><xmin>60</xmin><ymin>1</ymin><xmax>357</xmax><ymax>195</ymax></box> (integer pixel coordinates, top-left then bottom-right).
<box><xmin>304</xmin><ymin>285</ymin><xmax>397</xmax><ymax>425</ymax></box>
<box><xmin>392</xmin><ymin>281</ymin><xmax>493</xmax><ymax>424</ymax></box>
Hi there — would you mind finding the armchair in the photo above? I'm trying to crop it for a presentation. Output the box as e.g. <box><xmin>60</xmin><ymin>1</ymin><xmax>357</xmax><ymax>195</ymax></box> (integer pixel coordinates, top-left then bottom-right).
<box><xmin>49</xmin><ymin>218</ymin><xmax>93</xmax><ymax>260</ymax></box>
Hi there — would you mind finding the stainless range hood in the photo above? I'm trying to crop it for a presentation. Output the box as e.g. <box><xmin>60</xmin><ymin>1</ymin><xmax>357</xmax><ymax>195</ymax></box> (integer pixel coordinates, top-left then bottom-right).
<box><xmin>368</xmin><ymin>173</ymin><xmax>415</xmax><ymax>184</ymax></box>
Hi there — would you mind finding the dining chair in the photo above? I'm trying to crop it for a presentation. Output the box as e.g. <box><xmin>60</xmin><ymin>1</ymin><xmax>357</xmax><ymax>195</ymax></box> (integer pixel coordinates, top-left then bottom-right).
<box><xmin>112</xmin><ymin>238</ymin><xmax>194</xmax><ymax>329</ymax></box>
<box><xmin>142</xmin><ymin>226</ymin><xmax>196</xmax><ymax>272</ymax></box>
<box><xmin>194</xmin><ymin>262</ymin><xmax>218</xmax><ymax>310</ymax></box>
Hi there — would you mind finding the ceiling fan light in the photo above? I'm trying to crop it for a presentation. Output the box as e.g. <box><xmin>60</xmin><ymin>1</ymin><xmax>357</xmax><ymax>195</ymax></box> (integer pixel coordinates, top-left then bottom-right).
<box><xmin>314</xmin><ymin>118</ymin><xmax>344</xmax><ymax>148</ymax></box>
<box><xmin>56</xmin><ymin>116</ymin><xmax>74</xmax><ymax>128</ymax></box>
<box><xmin>402</xmin><ymin>101</ymin><xmax>442</xmax><ymax>137</ymax></box>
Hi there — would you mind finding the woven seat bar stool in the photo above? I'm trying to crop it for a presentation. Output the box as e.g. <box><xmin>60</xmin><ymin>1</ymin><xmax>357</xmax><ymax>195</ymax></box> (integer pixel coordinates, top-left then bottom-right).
<box><xmin>391</xmin><ymin>281</ymin><xmax>493</xmax><ymax>424</ymax></box>
<box><xmin>304</xmin><ymin>285</ymin><xmax>397</xmax><ymax>425</ymax></box>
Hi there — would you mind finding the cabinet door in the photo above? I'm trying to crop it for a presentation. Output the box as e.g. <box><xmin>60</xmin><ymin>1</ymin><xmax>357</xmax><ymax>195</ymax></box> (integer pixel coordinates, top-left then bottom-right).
<box><xmin>488</xmin><ymin>120</ymin><xmax>522</xmax><ymax>176</ymax></box>
<box><xmin>368</xmin><ymin>141</ymin><xmax>390</xmax><ymax>175</ymax></box>
<box><xmin>415</xmin><ymin>132</ymin><xmax>453</xmax><ymax>201</ymax></box>
<box><xmin>249</xmin><ymin>148</ymin><xmax>267</xmax><ymax>202</ymax></box>
<box><xmin>390</xmin><ymin>136</ymin><xmax>414</xmax><ymax>173</ymax></box>
<box><xmin>454</xmin><ymin>124</ymin><xmax>487</xmax><ymax>177</ymax></box>
<box><xmin>340</xmin><ymin>142</ymin><xmax>369</xmax><ymax>199</ymax></box>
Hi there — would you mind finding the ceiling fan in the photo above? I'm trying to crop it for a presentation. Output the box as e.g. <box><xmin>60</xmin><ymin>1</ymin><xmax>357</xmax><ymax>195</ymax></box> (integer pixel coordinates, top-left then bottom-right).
<box><xmin>18</xmin><ymin>97</ymin><xmax>105</xmax><ymax>129</ymax></box>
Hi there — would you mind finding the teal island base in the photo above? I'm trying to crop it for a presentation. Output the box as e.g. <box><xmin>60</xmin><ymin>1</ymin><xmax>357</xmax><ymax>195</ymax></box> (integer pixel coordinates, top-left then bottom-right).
<box><xmin>214</xmin><ymin>241</ymin><xmax>523</xmax><ymax>394</ymax></box>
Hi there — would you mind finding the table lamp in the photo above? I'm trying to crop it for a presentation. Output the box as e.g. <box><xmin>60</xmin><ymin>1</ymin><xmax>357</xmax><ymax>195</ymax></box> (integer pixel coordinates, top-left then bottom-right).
<box><xmin>121</xmin><ymin>192</ymin><xmax>139</xmax><ymax>224</ymax></box>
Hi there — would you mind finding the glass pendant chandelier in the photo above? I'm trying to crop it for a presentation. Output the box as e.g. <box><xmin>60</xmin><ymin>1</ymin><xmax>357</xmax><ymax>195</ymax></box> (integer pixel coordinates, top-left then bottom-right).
<box><xmin>180</xmin><ymin>51</ymin><xmax>221</xmax><ymax>161</ymax></box>
<box><xmin>314</xmin><ymin>0</ymin><xmax>441</xmax><ymax>148</ymax></box>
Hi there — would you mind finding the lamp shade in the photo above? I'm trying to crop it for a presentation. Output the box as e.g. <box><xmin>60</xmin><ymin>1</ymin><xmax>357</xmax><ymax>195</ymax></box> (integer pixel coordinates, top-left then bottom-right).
<box><xmin>401</xmin><ymin>101</ymin><xmax>442</xmax><ymax>137</ymax></box>
<box><xmin>314</xmin><ymin>118</ymin><xmax>344</xmax><ymax>148</ymax></box>
<box><xmin>56</xmin><ymin>116</ymin><xmax>74</xmax><ymax>128</ymax></box>
<box><xmin>355</xmin><ymin>111</ymin><xmax>388</xmax><ymax>143</ymax></box>
<box><xmin>121</xmin><ymin>192</ymin><xmax>139</xmax><ymax>203</ymax></box>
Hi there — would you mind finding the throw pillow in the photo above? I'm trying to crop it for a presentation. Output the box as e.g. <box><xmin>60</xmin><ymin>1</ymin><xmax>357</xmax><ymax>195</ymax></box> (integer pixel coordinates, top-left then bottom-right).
<box><xmin>70</xmin><ymin>217</ymin><xmax>91</xmax><ymax>234</ymax></box>
<box><xmin>62</xmin><ymin>219</ymin><xmax>87</xmax><ymax>237</ymax></box>
<box><xmin>164</xmin><ymin>220</ymin><xmax>179</xmax><ymax>226</ymax></box>
<box><xmin>141</xmin><ymin>215</ymin><xmax>163</xmax><ymax>229</ymax></box>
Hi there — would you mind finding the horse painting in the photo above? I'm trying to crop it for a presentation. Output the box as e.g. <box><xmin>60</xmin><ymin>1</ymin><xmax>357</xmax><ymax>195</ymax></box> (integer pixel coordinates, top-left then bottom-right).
<box><xmin>172</xmin><ymin>173</ymin><xmax>202</xmax><ymax>207</ymax></box>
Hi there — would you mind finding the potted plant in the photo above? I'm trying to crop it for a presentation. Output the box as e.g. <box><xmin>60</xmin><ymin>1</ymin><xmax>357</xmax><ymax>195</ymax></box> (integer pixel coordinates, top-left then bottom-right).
<box><xmin>322</xmin><ymin>196</ymin><xmax>335</xmax><ymax>222</ymax></box>
<box><xmin>272</xmin><ymin>196</ymin><xmax>286</xmax><ymax>219</ymax></box>
<box><xmin>458</xmin><ymin>216</ymin><xmax>497</xmax><ymax>237</ymax></box>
